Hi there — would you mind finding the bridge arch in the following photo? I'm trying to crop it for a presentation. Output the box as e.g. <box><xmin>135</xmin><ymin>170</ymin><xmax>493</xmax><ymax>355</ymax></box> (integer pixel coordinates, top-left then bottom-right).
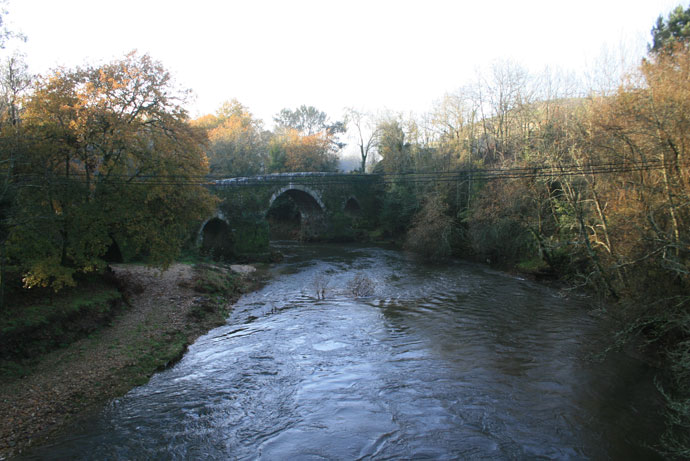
<box><xmin>196</xmin><ymin>211</ymin><xmax>235</xmax><ymax>260</ymax></box>
<box><xmin>197</xmin><ymin>210</ymin><xmax>229</xmax><ymax>245</ymax></box>
<box><xmin>266</xmin><ymin>184</ymin><xmax>325</xmax><ymax>214</ymax></box>
<box><xmin>266</xmin><ymin>185</ymin><xmax>327</xmax><ymax>240</ymax></box>
<box><xmin>343</xmin><ymin>196</ymin><xmax>362</xmax><ymax>216</ymax></box>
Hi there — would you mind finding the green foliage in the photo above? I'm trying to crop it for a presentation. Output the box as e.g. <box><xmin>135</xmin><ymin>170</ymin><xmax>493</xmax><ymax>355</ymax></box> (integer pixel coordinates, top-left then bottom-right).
<box><xmin>321</xmin><ymin>212</ymin><xmax>356</xmax><ymax>242</ymax></box>
<box><xmin>380</xmin><ymin>182</ymin><xmax>419</xmax><ymax>237</ymax></box>
<box><xmin>230</xmin><ymin>217</ymin><xmax>270</xmax><ymax>258</ymax></box>
<box><xmin>377</xmin><ymin>119</ymin><xmax>413</xmax><ymax>174</ymax></box>
<box><xmin>119</xmin><ymin>331</ymin><xmax>189</xmax><ymax>386</ymax></box>
<box><xmin>650</xmin><ymin>4</ymin><xmax>690</xmax><ymax>54</ymax></box>
<box><xmin>192</xmin><ymin>264</ymin><xmax>239</xmax><ymax>295</ymax></box>
<box><xmin>189</xmin><ymin>264</ymin><xmax>244</xmax><ymax>320</ymax></box>
<box><xmin>0</xmin><ymin>283</ymin><xmax>122</xmax><ymax>364</ymax></box>
<box><xmin>2</xmin><ymin>52</ymin><xmax>216</xmax><ymax>291</ymax></box>
<box><xmin>267</xmin><ymin>142</ymin><xmax>287</xmax><ymax>172</ymax></box>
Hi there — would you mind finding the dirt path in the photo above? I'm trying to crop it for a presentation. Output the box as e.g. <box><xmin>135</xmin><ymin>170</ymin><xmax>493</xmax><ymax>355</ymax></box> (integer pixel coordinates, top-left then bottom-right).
<box><xmin>0</xmin><ymin>263</ymin><xmax>259</xmax><ymax>459</ymax></box>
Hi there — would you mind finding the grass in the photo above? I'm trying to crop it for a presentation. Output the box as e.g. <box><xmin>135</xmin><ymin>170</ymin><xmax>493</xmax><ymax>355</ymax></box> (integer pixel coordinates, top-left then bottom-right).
<box><xmin>0</xmin><ymin>261</ymin><xmax>242</xmax><ymax>381</ymax></box>
<box><xmin>117</xmin><ymin>331</ymin><xmax>189</xmax><ymax>387</ymax></box>
<box><xmin>0</xmin><ymin>280</ymin><xmax>124</xmax><ymax>378</ymax></box>
<box><xmin>516</xmin><ymin>257</ymin><xmax>549</xmax><ymax>273</ymax></box>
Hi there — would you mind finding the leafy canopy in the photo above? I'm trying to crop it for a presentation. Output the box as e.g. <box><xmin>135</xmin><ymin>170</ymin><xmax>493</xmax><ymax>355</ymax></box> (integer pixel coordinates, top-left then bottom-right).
<box><xmin>8</xmin><ymin>52</ymin><xmax>215</xmax><ymax>290</ymax></box>
<box><xmin>193</xmin><ymin>99</ymin><xmax>268</xmax><ymax>177</ymax></box>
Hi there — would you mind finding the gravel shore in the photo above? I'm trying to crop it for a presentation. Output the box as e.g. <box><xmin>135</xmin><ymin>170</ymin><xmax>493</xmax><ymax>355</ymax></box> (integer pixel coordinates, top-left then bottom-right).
<box><xmin>0</xmin><ymin>263</ymin><xmax>259</xmax><ymax>459</ymax></box>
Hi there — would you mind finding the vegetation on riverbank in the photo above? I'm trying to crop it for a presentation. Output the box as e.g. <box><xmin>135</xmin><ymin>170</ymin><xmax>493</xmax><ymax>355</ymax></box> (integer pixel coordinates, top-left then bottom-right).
<box><xmin>0</xmin><ymin>262</ymin><xmax>266</xmax><ymax>459</ymax></box>
<box><xmin>353</xmin><ymin>8</ymin><xmax>690</xmax><ymax>456</ymax></box>
<box><xmin>0</xmin><ymin>274</ymin><xmax>123</xmax><ymax>379</ymax></box>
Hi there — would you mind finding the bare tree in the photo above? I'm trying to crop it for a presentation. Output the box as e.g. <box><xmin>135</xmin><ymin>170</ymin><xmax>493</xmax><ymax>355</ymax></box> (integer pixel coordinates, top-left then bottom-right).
<box><xmin>344</xmin><ymin>107</ymin><xmax>380</xmax><ymax>173</ymax></box>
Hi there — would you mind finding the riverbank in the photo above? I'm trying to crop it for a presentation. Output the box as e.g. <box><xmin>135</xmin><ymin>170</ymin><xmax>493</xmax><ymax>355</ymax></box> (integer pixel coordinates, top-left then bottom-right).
<box><xmin>0</xmin><ymin>262</ymin><xmax>268</xmax><ymax>459</ymax></box>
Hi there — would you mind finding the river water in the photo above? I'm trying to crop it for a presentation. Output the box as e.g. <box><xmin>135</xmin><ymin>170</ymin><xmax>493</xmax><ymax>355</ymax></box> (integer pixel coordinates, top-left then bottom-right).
<box><xmin>23</xmin><ymin>243</ymin><xmax>662</xmax><ymax>460</ymax></box>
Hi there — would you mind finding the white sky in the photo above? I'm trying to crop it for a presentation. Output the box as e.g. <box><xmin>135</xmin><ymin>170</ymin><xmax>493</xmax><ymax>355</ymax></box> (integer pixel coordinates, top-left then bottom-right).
<box><xmin>4</xmin><ymin>0</ymin><xmax>683</xmax><ymax>132</ymax></box>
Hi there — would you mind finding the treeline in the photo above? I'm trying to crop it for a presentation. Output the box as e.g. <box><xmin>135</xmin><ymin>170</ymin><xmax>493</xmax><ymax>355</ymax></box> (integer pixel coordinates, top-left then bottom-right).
<box><xmin>0</xmin><ymin>48</ymin><xmax>347</xmax><ymax>298</ymax></box>
<box><xmin>192</xmin><ymin>101</ymin><xmax>345</xmax><ymax>176</ymax></box>
<box><xmin>363</xmin><ymin>7</ymin><xmax>690</xmax><ymax>456</ymax></box>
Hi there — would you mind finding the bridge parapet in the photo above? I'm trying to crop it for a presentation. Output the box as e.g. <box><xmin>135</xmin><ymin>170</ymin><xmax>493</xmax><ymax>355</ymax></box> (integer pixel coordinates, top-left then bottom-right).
<box><xmin>211</xmin><ymin>172</ymin><xmax>379</xmax><ymax>189</ymax></box>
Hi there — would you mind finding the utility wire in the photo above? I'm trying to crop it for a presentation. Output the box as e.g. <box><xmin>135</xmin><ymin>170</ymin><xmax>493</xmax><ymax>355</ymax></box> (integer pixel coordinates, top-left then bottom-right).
<box><xmin>2</xmin><ymin>159</ymin><xmax>686</xmax><ymax>188</ymax></box>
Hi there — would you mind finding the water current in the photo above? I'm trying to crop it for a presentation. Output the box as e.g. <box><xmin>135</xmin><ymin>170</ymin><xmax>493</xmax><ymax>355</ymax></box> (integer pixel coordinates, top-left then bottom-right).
<box><xmin>22</xmin><ymin>243</ymin><xmax>663</xmax><ymax>460</ymax></box>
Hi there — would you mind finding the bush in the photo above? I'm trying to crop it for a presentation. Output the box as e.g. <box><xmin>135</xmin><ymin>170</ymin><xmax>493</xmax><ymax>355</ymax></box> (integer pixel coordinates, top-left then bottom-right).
<box><xmin>348</xmin><ymin>273</ymin><xmax>375</xmax><ymax>297</ymax></box>
<box><xmin>404</xmin><ymin>194</ymin><xmax>455</xmax><ymax>260</ymax></box>
<box><xmin>192</xmin><ymin>264</ymin><xmax>239</xmax><ymax>295</ymax></box>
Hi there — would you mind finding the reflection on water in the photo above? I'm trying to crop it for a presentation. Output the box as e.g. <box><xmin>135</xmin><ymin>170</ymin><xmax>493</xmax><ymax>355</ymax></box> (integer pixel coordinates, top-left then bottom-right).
<box><xmin>22</xmin><ymin>242</ymin><xmax>662</xmax><ymax>460</ymax></box>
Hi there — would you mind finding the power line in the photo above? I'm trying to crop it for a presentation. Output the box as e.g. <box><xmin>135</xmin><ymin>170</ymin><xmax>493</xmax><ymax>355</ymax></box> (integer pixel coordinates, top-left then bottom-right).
<box><xmin>3</xmin><ymin>159</ymin><xmax>685</xmax><ymax>188</ymax></box>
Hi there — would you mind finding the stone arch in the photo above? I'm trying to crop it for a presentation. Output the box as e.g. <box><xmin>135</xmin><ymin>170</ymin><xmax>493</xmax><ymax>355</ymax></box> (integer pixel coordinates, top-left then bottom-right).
<box><xmin>343</xmin><ymin>196</ymin><xmax>362</xmax><ymax>216</ymax></box>
<box><xmin>197</xmin><ymin>210</ymin><xmax>229</xmax><ymax>246</ymax></box>
<box><xmin>266</xmin><ymin>185</ymin><xmax>327</xmax><ymax>240</ymax></box>
<box><xmin>197</xmin><ymin>210</ymin><xmax>235</xmax><ymax>260</ymax></box>
<box><xmin>267</xmin><ymin>184</ymin><xmax>325</xmax><ymax>214</ymax></box>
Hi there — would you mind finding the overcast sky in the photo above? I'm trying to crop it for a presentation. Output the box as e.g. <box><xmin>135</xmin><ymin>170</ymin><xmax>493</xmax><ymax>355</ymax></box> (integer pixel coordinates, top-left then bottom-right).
<box><xmin>4</xmin><ymin>0</ymin><xmax>683</xmax><ymax>130</ymax></box>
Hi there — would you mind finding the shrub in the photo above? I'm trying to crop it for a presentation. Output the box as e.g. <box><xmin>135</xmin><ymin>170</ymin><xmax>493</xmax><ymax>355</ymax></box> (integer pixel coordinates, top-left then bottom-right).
<box><xmin>404</xmin><ymin>194</ymin><xmax>455</xmax><ymax>259</ymax></box>
<box><xmin>348</xmin><ymin>273</ymin><xmax>375</xmax><ymax>297</ymax></box>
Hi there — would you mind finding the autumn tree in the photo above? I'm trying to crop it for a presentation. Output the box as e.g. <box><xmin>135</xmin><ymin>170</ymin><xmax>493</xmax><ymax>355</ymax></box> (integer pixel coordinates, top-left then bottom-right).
<box><xmin>576</xmin><ymin>48</ymin><xmax>690</xmax><ymax>299</ymax></box>
<box><xmin>193</xmin><ymin>99</ymin><xmax>268</xmax><ymax>177</ymax></box>
<box><xmin>269</xmin><ymin>105</ymin><xmax>344</xmax><ymax>173</ymax></box>
<box><xmin>9</xmin><ymin>52</ymin><xmax>215</xmax><ymax>290</ymax></box>
<box><xmin>404</xmin><ymin>192</ymin><xmax>455</xmax><ymax>259</ymax></box>
<box><xmin>268</xmin><ymin>129</ymin><xmax>338</xmax><ymax>172</ymax></box>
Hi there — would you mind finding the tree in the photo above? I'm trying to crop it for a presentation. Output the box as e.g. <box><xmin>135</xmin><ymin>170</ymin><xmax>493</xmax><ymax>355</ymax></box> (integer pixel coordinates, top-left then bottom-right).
<box><xmin>344</xmin><ymin>108</ymin><xmax>379</xmax><ymax>173</ymax></box>
<box><xmin>581</xmin><ymin>46</ymin><xmax>690</xmax><ymax>456</ymax></box>
<box><xmin>269</xmin><ymin>129</ymin><xmax>338</xmax><ymax>172</ymax></box>
<box><xmin>471</xmin><ymin>60</ymin><xmax>536</xmax><ymax>164</ymax></box>
<box><xmin>376</xmin><ymin>117</ymin><xmax>412</xmax><ymax>174</ymax></box>
<box><xmin>274</xmin><ymin>105</ymin><xmax>344</xmax><ymax>137</ymax></box>
<box><xmin>193</xmin><ymin>100</ymin><xmax>268</xmax><ymax>177</ymax></box>
<box><xmin>0</xmin><ymin>52</ymin><xmax>31</xmax><ymax>307</ymax></box>
<box><xmin>274</xmin><ymin>105</ymin><xmax>345</xmax><ymax>151</ymax></box>
<box><xmin>269</xmin><ymin>105</ymin><xmax>344</xmax><ymax>173</ymax></box>
<box><xmin>0</xmin><ymin>52</ymin><xmax>29</xmax><ymax>127</ymax></box>
<box><xmin>404</xmin><ymin>192</ymin><xmax>455</xmax><ymax>259</ymax></box>
<box><xmin>10</xmin><ymin>52</ymin><xmax>215</xmax><ymax>290</ymax></box>
<box><xmin>650</xmin><ymin>4</ymin><xmax>690</xmax><ymax>54</ymax></box>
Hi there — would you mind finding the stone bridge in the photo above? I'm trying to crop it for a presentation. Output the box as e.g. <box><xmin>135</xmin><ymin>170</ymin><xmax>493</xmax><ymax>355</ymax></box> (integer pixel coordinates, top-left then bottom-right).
<box><xmin>198</xmin><ymin>172</ymin><xmax>382</xmax><ymax>260</ymax></box>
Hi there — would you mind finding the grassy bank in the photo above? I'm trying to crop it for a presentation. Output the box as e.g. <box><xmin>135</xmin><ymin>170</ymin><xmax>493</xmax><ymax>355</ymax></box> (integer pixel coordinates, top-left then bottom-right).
<box><xmin>0</xmin><ymin>262</ymin><xmax>268</xmax><ymax>459</ymax></box>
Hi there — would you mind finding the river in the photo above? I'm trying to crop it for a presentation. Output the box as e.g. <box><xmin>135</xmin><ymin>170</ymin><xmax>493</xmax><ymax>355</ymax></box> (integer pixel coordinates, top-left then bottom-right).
<box><xmin>22</xmin><ymin>243</ymin><xmax>662</xmax><ymax>460</ymax></box>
